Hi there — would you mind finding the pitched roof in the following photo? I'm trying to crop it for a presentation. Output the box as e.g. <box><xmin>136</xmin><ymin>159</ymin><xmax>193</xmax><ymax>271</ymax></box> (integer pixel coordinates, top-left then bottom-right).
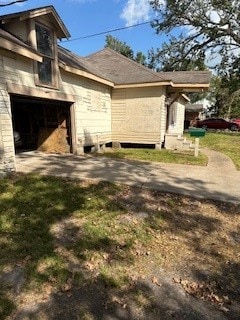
<box><xmin>0</xmin><ymin>28</ymin><xmax>109</xmax><ymax>82</ymax></box>
<box><xmin>0</xmin><ymin>5</ymin><xmax>211</xmax><ymax>89</ymax></box>
<box><xmin>0</xmin><ymin>4</ymin><xmax>211</xmax><ymax>90</ymax></box>
<box><xmin>0</xmin><ymin>6</ymin><xmax>70</xmax><ymax>39</ymax></box>
<box><xmin>159</xmin><ymin>71</ymin><xmax>211</xmax><ymax>85</ymax></box>
<box><xmin>58</xmin><ymin>46</ymin><xmax>113</xmax><ymax>83</ymax></box>
<box><xmin>86</xmin><ymin>48</ymin><xmax>211</xmax><ymax>87</ymax></box>
<box><xmin>85</xmin><ymin>48</ymin><xmax>166</xmax><ymax>85</ymax></box>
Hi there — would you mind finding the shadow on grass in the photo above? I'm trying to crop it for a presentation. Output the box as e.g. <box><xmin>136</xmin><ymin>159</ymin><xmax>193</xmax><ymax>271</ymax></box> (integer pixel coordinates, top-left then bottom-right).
<box><xmin>0</xmin><ymin>175</ymin><xmax>124</xmax><ymax>318</ymax></box>
<box><xmin>0</xmin><ymin>174</ymin><xmax>239</xmax><ymax>319</ymax></box>
<box><xmin>115</xmin><ymin>188</ymin><xmax>240</xmax><ymax>316</ymax></box>
<box><xmin>15</xmin><ymin>151</ymin><xmax>240</xmax><ymax>203</ymax></box>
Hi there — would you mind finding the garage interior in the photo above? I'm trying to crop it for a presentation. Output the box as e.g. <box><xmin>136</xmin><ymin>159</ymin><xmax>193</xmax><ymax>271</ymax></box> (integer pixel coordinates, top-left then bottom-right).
<box><xmin>11</xmin><ymin>95</ymin><xmax>72</xmax><ymax>153</ymax></box>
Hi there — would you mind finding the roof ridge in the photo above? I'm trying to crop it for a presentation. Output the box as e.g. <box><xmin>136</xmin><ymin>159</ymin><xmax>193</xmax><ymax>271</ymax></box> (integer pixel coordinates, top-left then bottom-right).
<box><xmin>87</xmin><ymin>47</ymin><xmax>166</xmax><ymax>82</ymax></box>
<box><xmin>160</xmin><ymin>70</ymin><xmax>211</xmax><ymax>74</ymax></box>
<box><xmin>0</xmin><ymin>5</ymin><xmax>54</xmax><ymax>19</ymax></box>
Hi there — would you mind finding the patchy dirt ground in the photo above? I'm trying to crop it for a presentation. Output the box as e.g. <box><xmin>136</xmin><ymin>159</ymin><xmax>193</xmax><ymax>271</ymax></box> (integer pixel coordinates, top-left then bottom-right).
<box><xmin>1</xmin><ymin>177</ymin><xmax>240</xmax><ymax>320</ymax></box>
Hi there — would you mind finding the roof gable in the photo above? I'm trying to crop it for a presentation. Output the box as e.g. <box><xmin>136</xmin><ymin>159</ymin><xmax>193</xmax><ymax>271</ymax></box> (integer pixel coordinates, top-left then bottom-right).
<box><xmin>0</xmin><ymin>6</ymin><xmax>70</xmax><ymax>39</ymax></box>
<box><xmin>0</xmin><ymin>6</ymin><xmax>211</xmax><ymax>91</ymax></box>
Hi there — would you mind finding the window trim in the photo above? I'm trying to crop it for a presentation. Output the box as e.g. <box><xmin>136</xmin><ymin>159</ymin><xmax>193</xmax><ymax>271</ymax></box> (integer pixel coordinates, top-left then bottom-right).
<box><xmin>33</xmin><ymin>21</ymin><xmax>59</xmax><ymax>89</ymax></box>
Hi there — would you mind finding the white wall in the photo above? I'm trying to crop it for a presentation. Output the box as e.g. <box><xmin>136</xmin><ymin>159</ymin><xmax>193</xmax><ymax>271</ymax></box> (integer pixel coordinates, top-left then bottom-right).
<box><xmin>112</xmin><ymin>86</ymin><xmax>165</xmax><ymax>146</ymax></box>
<box><xmin>0</xmin><ymin>51</ymin><xmax>112</xmax><ymax>172</ymax></box>
<box><xmin>167</xmin><ymin>97</ymin><xmax>186</xmax><ymax>134</ymax></box>
<box><xmin>60</xmin><ymin>71</ymin><xmax>112</xmax><ymax>151</ymax></box>
<box><xmin>0</xmin><ymin>55</ymin><xmax>16</xmax><ymax>173</ymax></box>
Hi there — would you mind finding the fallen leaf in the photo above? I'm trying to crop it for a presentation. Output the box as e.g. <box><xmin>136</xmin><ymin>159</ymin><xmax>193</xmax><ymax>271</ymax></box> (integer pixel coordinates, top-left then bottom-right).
<box><xmin>219</xmin><ymin>306</ymin><xmax>229</xmax><ymax>313</ymax></box>
<box><xmin>152</xmin><ymin>276</ymin><xmax>162</xmax><ymax>286</ymax></box>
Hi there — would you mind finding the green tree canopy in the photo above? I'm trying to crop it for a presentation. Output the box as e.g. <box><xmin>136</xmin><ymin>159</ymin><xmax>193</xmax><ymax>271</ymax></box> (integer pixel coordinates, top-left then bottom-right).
<box><xmin>149</xmin><ymin>0</ymin><xmax>240</xmax><ymax>117</ymax></box>
<box><xmin>211</xmin><ymin>62</ymin><xmax>240</xmax><ymax>118</ymax></box>
<box><xmin>105</xmin><ymin>35</ymin><xmax>134</xmax><ymax>59</ymax></box>
<box><xmin>150</xmin><ymin>0</ymin><xmax>240</xmax><ymax>69</ymax></box>
<box><xmin>147</xmin><ymin>35</ymin><xmax>206</xmax><ymax>71</ymax></box>
<box><xmin>105</xmin><ymin>35</ymin><xmax>147</xmax><ymax>66</ymax></box>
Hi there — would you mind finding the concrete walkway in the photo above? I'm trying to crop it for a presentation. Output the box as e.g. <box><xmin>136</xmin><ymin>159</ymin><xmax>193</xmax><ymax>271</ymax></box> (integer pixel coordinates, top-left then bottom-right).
<box><xmin>15</xmin><ymin>148</ymin><xmax>240</xmax><ymax>204</ymax></box>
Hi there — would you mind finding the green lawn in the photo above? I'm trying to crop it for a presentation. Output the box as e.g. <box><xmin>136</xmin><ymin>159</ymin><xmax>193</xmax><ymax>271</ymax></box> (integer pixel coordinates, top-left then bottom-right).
<box><xmin>95</xmin><ymin>148</ymin><xmax>207</xmax><ymax>166</ymax></box>
<box><xmin>94</xmin><ymin>132</ymin><xmax>240</xmax><ymax>169</ymax></box>
<box><xmin>200</xmin><ymin>132</ymin><xmax>240</xmax><ymax>169</ymax></box>
<box><xmin>0</xmin><ymin>174</ymin><xmax>239</xmax><ymax>319</ymax></box>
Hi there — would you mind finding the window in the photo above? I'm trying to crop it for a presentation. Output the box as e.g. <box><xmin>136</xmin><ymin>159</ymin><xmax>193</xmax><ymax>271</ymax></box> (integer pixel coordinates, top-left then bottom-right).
<box><xmin>35</xmin><ymin>23</ymin><xmax>55</xmax><ymax>86</ymax></box>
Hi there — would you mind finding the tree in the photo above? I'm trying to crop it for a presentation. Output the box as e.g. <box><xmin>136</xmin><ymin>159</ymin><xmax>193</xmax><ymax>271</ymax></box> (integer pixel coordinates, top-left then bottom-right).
<box><xmin>149</xmin><ymin>0</ymin><xmax>240</xmax><ymax>69</ymax></box>
<box><xmin>210</xmin><ymin>66</ymin><xmax>240</xmax><ymax>118</ymax></box>
<box><xmin>0</xmin><ymin>0</ymin><xmax>27</xmax><ymax>6</ymax></box>
<box><xmin>105</xmin><ymin>35</ymin><xmax>134</xmax><ymax>59</ymax></box>
<box><xmin>147</xmin><ymin>35</ymin><xmax>206</xmax><ymax>71</ymax></box>
<box><xmin>105</xmin><ymin>35</ymin><xmax>147</xmax><ymax>66</ymax></box>
<box><xmin>135</xmin><ymin>51</ymin><xmax>147</xmax><ymax>65</ymax></box>
<box><xmin>149</xmin><ymin>0</ymin><xmax>240</xmax><ymax>117</ymax></box>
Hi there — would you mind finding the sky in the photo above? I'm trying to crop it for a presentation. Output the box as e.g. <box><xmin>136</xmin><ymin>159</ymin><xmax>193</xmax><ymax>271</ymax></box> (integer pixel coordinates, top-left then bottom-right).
<box><xmin>0</xmin><ymin>0</ymin><xmax>168</xmax><ymax>58</ymax></box>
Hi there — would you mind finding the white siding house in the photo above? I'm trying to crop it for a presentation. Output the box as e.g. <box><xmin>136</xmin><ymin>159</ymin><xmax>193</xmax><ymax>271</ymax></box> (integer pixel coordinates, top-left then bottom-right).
<box><xmin>0</xmin><ymin>6</ymin><xmax>211</xmax><ymax>173</ymax></box>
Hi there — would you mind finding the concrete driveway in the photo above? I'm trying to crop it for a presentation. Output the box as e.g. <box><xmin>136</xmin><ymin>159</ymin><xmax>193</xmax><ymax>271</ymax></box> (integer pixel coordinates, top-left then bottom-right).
<box><xmin>15</xmin><ymin>148</ymin><xmax>240</xmax><ymax>204</ymax></box>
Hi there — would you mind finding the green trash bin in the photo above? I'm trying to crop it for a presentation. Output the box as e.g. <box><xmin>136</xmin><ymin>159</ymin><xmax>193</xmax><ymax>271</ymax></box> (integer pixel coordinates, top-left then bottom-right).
<box><xmin>188</xmin><ymin>127</ymin><xmax>206</xmax><ymax>137</ymax></box>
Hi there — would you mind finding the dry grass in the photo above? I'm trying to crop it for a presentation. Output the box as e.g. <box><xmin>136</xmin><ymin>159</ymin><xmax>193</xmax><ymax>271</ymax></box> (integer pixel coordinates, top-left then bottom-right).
<box><xmin>0</xmin><ymin>174</ymin><xmax>239</xmax><ymax>319</ymax></box>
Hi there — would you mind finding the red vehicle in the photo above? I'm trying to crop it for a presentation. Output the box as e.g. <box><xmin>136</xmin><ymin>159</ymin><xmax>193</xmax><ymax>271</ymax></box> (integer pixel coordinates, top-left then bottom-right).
<box><xmin>231</xmin><ymin>118</ymin><xmax>240</xmax><ymax>126</ymax></box>
<box><xmin>196</xmin><ymin>118</ymin><xmax>239</xmax><ymax>131</ymax></box>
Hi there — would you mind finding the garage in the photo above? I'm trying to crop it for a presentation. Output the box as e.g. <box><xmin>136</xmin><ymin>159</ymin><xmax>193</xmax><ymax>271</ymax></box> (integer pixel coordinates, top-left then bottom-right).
<box><xmin>11</xmin><ymin>95</ymin><xmax>73</xmax><ymax>154</ymax></box>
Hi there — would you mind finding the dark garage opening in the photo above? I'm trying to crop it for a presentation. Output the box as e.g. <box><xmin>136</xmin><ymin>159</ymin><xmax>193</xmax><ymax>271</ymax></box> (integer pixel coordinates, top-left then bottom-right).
<box><xmin>11</xmin><ymin>95</ymin><xmax>72</xmax><ymax>153</ymax></box>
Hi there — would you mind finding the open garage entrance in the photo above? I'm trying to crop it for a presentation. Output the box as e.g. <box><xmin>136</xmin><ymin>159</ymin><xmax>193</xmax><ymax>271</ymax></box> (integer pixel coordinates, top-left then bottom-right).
<box><xmin>11</xmin><ymin>95</ymin><xmax>73</xmax><ymax>154</ymax></box>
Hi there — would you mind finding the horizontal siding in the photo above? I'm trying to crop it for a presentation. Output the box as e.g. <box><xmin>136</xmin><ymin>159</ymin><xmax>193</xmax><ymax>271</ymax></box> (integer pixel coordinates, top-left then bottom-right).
<box><xmin>81</xmin><ymin>132</ymin><xmax>112</xmax><ymax>146</ymax></box>
<box><xmin>112</xmin><ymin>87</ymin><xmax>164</xmax><ymax>144</ymax></box>
<box><xmin>0</xmin><ymin>84</ymin><xmax>15</xmax><ymax>172</ymax></box>
<box><xmin>60</xmin><ymin>73</ymin><xmax>112</xmax><ymax>148</ymax></box>
<box><xmin>112</xmin><ymin>89</ymin><xmax>126</xmax><ymax>121</ymax></box>
<box><xmin>112</xmin><ymin>133</ymin><xmax>161</xmax><ymax>144</ymax></box>
<box><xmin>2</xmin><ymin>57</ymin><xmax>112</xmax><ymax>153</ymax></box>
<box><xmin>160</xmin><ymin>97</ymin><xmax>167</xmax><ymax>143</ymax></box>
<box><xmin>0</xmin><ymin>70</ymin><xmax>19</xmax><ymax>84</ymax></box>
<box><xmin>3</xmin><ymin>55</ymin><xmax>35</xmax><ymax>87</ymax></box>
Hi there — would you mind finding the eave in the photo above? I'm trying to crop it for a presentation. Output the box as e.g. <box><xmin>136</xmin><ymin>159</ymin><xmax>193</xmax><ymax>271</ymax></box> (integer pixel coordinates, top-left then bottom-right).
<box><xmin>0</xmin><ymin>37</ymin><xmax>42</xmax><ymax>62</ymax></box>
<box><xmin>59</xmin><ymin>63</ymin><xmax>114</xmax><ymax>87</ymax></box>
<box><xmin>114</xmin><ymin>81</ymin><xmax>170</xmax><ymax>89</ymax></box>
<box><xmin>1</xmin><ymin>6</ymin><xmax>70</xmax><ymax>40</ymax></box>
<box><xmin>168</xmin><ymin>83</ymin><xmax>210</xmax><ymax>93</ymax></box>
<box><xmin>23</xmin><ymin>7</ymin><xmax>70</xmax><ymax>39</ymax></box>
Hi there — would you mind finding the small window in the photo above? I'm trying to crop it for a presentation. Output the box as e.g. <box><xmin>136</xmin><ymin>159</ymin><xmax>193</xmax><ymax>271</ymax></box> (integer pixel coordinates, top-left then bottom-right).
<box><xmin>35</xmin><ymin>23</ymin><xmax>55</xmax><ymax>86</ymax></box>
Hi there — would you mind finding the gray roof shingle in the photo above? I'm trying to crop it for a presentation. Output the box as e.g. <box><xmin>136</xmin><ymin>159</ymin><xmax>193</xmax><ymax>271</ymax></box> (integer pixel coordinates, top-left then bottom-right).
<box><xmin>0</xmin><ymin>25</ymin><xmax>211</xmax><ymax>88</ymax></box>
<box><xmin>85</xmin><ymin>48</ymin><xmax>166</xmax><ymax>85</ymax></box>
<box><xmin>86</xmin><ymin>48</ymin><xmax>211</xmax><ymax>86</ymax></box>
<box><xmin>58</xmin><ymin>46</ymin><xmax>112</xmax><ymax>82</ymax></box>
<box><xmin>159</xmin><ymin>71</ymin><xmax>211</xmax><ymax>85</ymax></box>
